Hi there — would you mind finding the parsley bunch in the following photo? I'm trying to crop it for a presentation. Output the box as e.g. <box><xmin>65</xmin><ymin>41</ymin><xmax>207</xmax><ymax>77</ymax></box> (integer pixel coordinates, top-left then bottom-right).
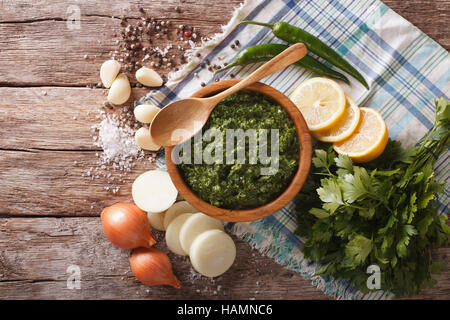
<box><xmin>295</xmin><ymin>97</ymin><xmax>450</xmax><ymax>296</ymax></box>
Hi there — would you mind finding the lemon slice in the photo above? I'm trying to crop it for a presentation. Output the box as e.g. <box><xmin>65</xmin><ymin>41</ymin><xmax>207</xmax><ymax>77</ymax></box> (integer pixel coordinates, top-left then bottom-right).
<box><xmin>290</xmin><ymin>77</ymin><xmax>346</xmax><ymax>131</ymax></box>
<box><xmin>313</xmin><ymin>96</ymin><xmax>361</xmax><ymax>142</ymax></box>
<box><xmin>333</xmin><ymin>107</ymin><xmax>388</xmax><ymax>163</ymax></box>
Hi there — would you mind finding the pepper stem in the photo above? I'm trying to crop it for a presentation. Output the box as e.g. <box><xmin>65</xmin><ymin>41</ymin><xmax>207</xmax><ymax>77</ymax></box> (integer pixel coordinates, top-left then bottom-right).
<box><xmin>238</xmin><ymin>21</ymin><xmax>274</xmax><ymax>28</ymax></box>
<box><xmin>214</xmin><ymin>62</ymin><xmax>238</xmax><ymax>74</ymax></box>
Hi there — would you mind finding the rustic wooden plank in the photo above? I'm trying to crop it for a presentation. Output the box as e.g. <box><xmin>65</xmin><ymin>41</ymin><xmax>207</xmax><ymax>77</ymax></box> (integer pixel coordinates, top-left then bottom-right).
<box><xmin>0</xmin><ymin>217</ymin><xmax>328</xmax><ymax>299</ymax></box>
<box><xmin>0</xmin><ymin>1</ymin><xmax>448</xmax><ymax>87</ymax></box>
<box><xmin>0</xmin><ymin>217</ymin><xmax>448</xmax><ymax>299</ymax></box>
<box><xmin>0</xmin><ymin>87</ymin><xmax>148</xmax><ymax>150</ymax></box>
<box><xmin>0</xmin><ymin>0</ymin><xmax>244</xmax><ymax>22</ymax></box>
<box><xmin>0</xmin><ymin>0</ymin><xmax>242</xmax><ymax>86</ymax></box>
<box><xmin>0</xmin><ymin>150</ymin><xmax>156</xmax><ymax>216</ymax></box>
<box><xmin>0</xmin><ymin>0</ymin><xmax>448</xmax><ymax>302</ymax></box>
<box><xmin>0</xmin><ymin>17</ymin><xmax>214</xmax><ymax>86</ymax></box>
<box><xmin>383</xmin><ymin>0</ymin><xmax>450</xmax><ymax>49</ymax></box>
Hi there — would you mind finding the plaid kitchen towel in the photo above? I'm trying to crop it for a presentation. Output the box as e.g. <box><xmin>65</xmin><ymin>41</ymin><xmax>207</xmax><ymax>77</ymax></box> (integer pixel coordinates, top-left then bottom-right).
<box><xmin>140</xmin><ymin>0</ymin><xmax>450</xmax><ymax>299</ymax></box>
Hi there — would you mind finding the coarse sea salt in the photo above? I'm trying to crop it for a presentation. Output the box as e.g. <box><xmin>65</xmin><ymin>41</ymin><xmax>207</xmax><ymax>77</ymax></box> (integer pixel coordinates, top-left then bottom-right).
<box><xmin>94</xmin><ymin>110</ymin><xmax>141</xmax><ymax>167</ymax></box>
<box><xmin>87</xmin><ymin>107</ymin><xmax>157</xmax><ymax>193</ymax></box>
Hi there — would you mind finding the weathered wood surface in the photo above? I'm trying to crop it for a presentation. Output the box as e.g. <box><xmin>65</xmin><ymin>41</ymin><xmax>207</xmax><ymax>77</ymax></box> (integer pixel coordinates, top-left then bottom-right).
<box><xmin>0</xmin><ymin>0</ymin><xmax>449</xmax><ymax>300</ymax></box>
<box><xmin>0</xmin><ymin>218</ymin><xmax>329</xmax><ymax>300</ymax></box>
<box><xmin>0</xmin><ymin>1</ymin><xmax>448</xmax><ymax>86</ymax></box>
<box><xmin>0</xmin><ymin>218</ymin><xmax>448</xmax><ymax>299</ymax></box>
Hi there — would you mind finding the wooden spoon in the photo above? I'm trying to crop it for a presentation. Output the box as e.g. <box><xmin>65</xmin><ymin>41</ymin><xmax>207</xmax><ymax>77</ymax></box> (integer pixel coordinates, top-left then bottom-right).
<box><xmin>150</xmin><ymin>43</ymin><xmax>307</xmax><ymax>146</ymax></box>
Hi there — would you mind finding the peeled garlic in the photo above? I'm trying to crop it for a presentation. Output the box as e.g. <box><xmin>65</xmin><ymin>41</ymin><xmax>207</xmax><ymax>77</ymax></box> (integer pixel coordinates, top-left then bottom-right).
<box><xmin>100</xmin><ymin>60</ymin><xmax>121</xmax><ymax>88</ymax></box>
<box><xmin>135</xmin><ymin>127</ymin><xmax>161</xmax><ymax>151</ymax></box>
<box><xmin>136</xmin><ymin>67</ymin><xmax>163</xmax><ymax>87</ymax></box>
<box><xmin>108</xmin><ymin>74</ymin><xmax>131</xmax><ymax>105</ymax></box>
<box><xmin>134</xmin><ymin>103</ymin><xmax>160</xmax><ymax>124</ymax></box>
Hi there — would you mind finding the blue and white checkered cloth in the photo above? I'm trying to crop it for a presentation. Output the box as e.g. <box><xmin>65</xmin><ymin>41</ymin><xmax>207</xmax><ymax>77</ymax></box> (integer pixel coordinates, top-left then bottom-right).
<box><xmin>143</xmin><ymin>0</ymin><xmax>449</xmax><ymax>299</ymax></box>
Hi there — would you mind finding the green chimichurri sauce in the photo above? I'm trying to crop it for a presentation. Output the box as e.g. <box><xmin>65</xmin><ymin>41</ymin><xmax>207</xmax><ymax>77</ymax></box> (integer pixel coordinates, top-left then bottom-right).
<box><xmin>177</xmin><ymin>90</ymin><xmax>299</xmax><ymax>210</ymax></box>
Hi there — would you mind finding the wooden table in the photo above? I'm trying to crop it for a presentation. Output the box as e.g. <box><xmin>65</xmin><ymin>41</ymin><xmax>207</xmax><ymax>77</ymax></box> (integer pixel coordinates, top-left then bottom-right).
<box><xmin>0</xmin><ymin>0</ymin><xmax>448</xmax><ymax>300</ymax></box>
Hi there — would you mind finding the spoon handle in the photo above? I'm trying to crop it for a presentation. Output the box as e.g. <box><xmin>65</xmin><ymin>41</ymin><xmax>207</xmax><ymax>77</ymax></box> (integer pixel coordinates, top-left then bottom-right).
<box><xmin>210</xmin><ymin>43</ymin><xmax>307</xmax><ymax>103</ymax></box>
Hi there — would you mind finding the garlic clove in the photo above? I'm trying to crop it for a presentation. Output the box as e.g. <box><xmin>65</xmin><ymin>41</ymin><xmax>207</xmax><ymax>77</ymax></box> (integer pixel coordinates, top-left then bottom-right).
<box><xmin>135</xmin><ymin>127</ymin><xmax>161</xmax><ymax>151</ymax></box>
<box><xmin>108</xmin><ymin>73</ymin><xmax>131</xmax><ymax>105</ymax></box>
<box><xmin>100</xmin><ymin>60</ymin><xmax>121</xmax><ymax>88</ymax></box>
<box><xmin>134</xmin><ymin>103</ymin><xmax>160</xmax><ymax>124</ymax></box>
<box><xmin>136</xmin><ymin>67</ymin><xmax>163</xmax><ymax>87</ymax></box>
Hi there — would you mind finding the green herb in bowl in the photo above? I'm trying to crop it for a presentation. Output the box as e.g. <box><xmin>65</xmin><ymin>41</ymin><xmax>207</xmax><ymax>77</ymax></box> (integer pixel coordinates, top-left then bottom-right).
<box><xmin>177</xmin><ymin>90</ymin><xmax>300</xmax><ymax>210</ymax></box>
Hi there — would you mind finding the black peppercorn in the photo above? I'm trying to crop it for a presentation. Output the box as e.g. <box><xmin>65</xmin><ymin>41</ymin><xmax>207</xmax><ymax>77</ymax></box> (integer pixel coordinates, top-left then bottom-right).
<box><xmin>234</xmin><ymin>40</ymin><xmax>240</xmax><ymax>46</ymax></box>
<box><xmin>201</xmin><ymin>82</ymin><xmax>206</xmax><ymax>87</ymax></box>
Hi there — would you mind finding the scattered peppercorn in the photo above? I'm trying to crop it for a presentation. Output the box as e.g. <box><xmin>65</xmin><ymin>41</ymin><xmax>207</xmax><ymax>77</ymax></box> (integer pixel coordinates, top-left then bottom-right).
<box><xmin>234</xmin><ymin>40</ymin><xmax>240</xmax><ymax>46</ymax></box>
<box><xmin>201</xmin><ymin>82</ymin><xmax>206</xmax><ymax>87</ymax></box>
<box><xmin>214</xmin><ymin>77</ymin><xmax>220</xmax><ymax>82</ymax></box>
<box><xmin>231</xmin><ymin>44</ymin><xmax>236</xmax><ymax>49</ymax></box>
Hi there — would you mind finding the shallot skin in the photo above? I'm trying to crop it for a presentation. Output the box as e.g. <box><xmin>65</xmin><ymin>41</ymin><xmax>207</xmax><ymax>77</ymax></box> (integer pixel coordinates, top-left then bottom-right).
<box><xmin>129</xmin><ymin>247</ymin><xmax>181</xmax><ymax>288</ymax></box>
<box><xmin>101</xmin><ymin>203</ymin><xmax>156</xmax><ymax>249</ymax></box>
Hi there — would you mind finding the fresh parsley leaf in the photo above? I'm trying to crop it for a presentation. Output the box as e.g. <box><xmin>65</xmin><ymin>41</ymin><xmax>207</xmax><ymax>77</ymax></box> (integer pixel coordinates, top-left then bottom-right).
<box><xmin>345</xmin><ymin>235</ymin><xmax>373</xmax><ymax>265</ymax></box>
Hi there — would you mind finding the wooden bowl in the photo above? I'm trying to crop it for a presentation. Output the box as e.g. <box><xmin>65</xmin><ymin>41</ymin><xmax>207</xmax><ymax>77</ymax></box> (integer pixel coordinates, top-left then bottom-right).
<box><xmin>165</xmin><ymin>79</ymin><xmax>312</xmax><ymax>222</ymax></box>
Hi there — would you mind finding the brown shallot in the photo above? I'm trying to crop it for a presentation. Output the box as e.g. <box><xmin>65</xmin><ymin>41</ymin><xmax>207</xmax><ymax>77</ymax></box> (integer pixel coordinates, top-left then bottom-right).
<box><xmin>101</xmin><ymin>203</ymin><xmax>156</xmax><ymax>249</ymax></box>
<box><xmin>129</xmin><ymin>247</ymin><xmax>181</xmax><ymax>288</ymax></box>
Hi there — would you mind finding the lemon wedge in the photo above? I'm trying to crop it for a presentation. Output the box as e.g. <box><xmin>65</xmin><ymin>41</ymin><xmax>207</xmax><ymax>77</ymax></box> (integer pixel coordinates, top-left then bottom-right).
<box><xmin>313</xmin><ymin>95</ymin><xmax>361</xmax><ymax>142</ymax></box>
<box><xmin>290</xmin><ymin>77</ymin><xmax>346</xmax><ymax>132</ymax></box>
<box><xmin>333</xmin><ymin>107</ymin><xmax>388</xmax><ymax>163</ymax></box>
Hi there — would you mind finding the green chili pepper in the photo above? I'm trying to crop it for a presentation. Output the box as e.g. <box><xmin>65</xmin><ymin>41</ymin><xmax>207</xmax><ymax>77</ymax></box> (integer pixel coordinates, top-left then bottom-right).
<box><xmin>239</xmin><ymin>20</ymin><xmax>369</xmax><ymax>89</ymax></box>
<box><xmin>215</xmin><ymin>43</ymin><xmax>350</xmax><ymax>84</ymax></box>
